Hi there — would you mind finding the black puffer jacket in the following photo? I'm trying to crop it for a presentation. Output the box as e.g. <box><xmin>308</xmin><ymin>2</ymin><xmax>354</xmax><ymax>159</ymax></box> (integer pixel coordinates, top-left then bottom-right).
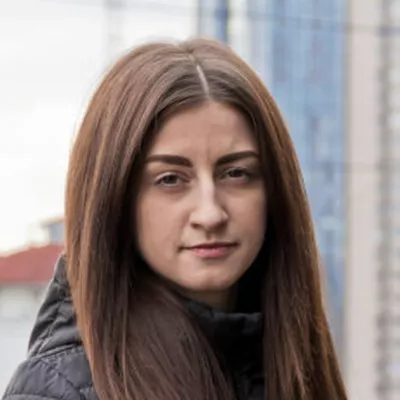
<box><xmin>2</xmin><ymin>256</ymin><xmax>264</xmax><ymax>400</ymax></box>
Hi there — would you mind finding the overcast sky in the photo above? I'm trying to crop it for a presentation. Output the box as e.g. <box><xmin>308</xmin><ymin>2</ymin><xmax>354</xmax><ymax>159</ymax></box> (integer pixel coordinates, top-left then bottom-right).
<box><xmin>0</xmin><ymin>0</ymin><xmax>196</xmax><ymax>253</ymax></box>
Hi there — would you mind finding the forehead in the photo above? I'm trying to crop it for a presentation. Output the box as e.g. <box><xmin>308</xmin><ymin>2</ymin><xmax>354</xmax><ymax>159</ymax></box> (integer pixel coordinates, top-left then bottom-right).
<box><xmin>148</xmin><ymin>102</ymin><xmax>257</xmax><ymax>157</ymax></box>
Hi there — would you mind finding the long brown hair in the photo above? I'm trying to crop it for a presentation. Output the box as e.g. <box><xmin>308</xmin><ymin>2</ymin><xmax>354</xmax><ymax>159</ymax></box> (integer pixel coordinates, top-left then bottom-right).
<box><xmin>65</xmin><ymin>38</ymin><xmax>347</xmax><ymax>399</ymax></box>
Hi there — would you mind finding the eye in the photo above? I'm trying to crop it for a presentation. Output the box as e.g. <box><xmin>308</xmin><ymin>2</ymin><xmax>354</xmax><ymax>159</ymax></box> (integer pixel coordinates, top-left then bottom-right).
<box><xmin>155</xmin><ymin>173</ymin><xmax>185</xmax><ymax>187</ymax></box>
<box><xmin>223</xmin><ymin>167</ymin><xmax>251</xmax><ymax>180</ymax></box>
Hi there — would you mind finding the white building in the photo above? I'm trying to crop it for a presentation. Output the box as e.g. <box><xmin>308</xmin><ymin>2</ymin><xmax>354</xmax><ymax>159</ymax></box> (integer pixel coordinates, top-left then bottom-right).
<box><xmin>0</xmin><ymin>244</ymin><xmax>63</xmax><ymax>394</ymax></box>
<box><xmin>346</xmin><ymin>1</ymin><xmax>400</xmax><ymax>399</ymax></box>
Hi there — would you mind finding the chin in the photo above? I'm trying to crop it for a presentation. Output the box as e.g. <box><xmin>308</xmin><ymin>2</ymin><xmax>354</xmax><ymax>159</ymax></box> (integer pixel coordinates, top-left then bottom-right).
<box><xmin>179</xmin><ymin>273</ymin><xmax>240</xmax><ymax>294</ymax></box>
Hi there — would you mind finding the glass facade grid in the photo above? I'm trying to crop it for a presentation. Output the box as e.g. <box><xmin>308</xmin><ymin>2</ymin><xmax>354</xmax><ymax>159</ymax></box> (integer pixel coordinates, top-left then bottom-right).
<box><xmin>197</xmin><ymin>0</ymin><xmax>229</xmax><ymax>42</ymax></box>
<box><xmin>250</xmin><ymin>0</ymin><xmax>346</xmax><ymax>355</ymax></box>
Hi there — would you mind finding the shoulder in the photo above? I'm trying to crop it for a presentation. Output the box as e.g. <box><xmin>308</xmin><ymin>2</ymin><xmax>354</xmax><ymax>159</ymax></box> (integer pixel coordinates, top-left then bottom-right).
<box><xmin>2</xmin><ymin>345</ymin><xmax>96</xmax><ymax>400</ymax></box>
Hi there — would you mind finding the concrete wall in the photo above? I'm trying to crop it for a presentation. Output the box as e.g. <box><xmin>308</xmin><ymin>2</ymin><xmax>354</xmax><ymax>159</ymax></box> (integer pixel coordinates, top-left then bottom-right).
<box><xmin>345</xmin><ymin>0</ymin><xmax>381</xmax><ymax>399</ymax></box>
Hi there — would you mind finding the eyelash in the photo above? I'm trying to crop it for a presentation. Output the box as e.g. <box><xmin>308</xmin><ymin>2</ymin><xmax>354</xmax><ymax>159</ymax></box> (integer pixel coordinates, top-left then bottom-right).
<box><xmin>155</xmin><ymin>173</ymin><xmax>186</xmax><ymax>187</ymax></box>
<box><xmin>154</xmin><ymin>167</ymin><xmax>254</xmax><ymax>188</ymax></box>
<box><xmin>223</xmin><ymin>167</ymin><xmax>253</xmax><ymax>180</ymax></box>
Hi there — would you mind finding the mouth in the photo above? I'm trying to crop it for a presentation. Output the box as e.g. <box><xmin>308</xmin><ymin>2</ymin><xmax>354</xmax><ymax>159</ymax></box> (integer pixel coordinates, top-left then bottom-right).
<box><xmin>183</xmin><ymin>242</ymin><xmax>238</xmax><ymax>259</ymax></box>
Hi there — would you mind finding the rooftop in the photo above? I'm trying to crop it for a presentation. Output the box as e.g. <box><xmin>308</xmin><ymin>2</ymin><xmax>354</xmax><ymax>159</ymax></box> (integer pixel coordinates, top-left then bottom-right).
<box><xmin>0</xmin><ymin>244</ymin><xmax>63</xmax><ymax>284</ymax></box>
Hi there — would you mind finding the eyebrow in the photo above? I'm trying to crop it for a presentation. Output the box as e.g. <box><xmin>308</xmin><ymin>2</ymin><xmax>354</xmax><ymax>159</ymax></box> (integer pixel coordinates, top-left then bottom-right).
<box><xmin>145</xmin><ymin>150</ymin><xmax>259</xmax><ymax>167</ymax></box>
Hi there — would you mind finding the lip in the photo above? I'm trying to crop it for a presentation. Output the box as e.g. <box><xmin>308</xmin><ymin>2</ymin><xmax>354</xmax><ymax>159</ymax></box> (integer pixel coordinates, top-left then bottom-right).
<box><xmin>183</xmin><ymin>242</ymin><xmax>238</xmax><ymax>259</ymax></box>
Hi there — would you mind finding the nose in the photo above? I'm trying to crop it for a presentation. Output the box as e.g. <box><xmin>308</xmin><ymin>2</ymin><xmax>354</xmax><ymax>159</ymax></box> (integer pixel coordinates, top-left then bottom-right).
<box><xmin>189</xmin><ymin>183</ymin><xmax>228</xmax><ymax>232</ymax></box>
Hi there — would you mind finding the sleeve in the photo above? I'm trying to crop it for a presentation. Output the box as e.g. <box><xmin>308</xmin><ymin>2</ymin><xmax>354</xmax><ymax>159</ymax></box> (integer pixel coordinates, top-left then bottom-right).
<box><xmin>1</xmin><ymin>357</ymin><xmax>81</xmax><ymax>400</ymax></box>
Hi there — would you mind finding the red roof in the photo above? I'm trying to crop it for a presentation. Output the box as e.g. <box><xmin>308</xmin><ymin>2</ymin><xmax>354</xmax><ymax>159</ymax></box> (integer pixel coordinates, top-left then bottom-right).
<box><xmin>0</xmin><ymin>244</ymin><xmax>64</xmax><ymax>284</ymax></box>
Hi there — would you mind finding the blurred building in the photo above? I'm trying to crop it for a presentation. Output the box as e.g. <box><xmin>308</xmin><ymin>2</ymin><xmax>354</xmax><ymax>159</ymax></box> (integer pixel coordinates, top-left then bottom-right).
<box><xmin>347</xmin><ymin>1</ymin><xmax>400</xmax><ymax>399</ymax></box>
<box><xmin>249</xmin><ymin>0</ymin><xmax>346</xmax><ymax>359</ymax></box>
<box><xmin>0</xmin><ymin>243</ymin><xmax>63</xmax><ymax>393</ymax></box>
<box><xmin>197</xmin><ymin>0</ymin><xmax>229</xmax><ymax>42</ymax></box>
<box><xmin>0</xmin><ymin>214</ymin><xmax>64</xmax><ymax>393</ymax></box>
<box><xmin>41</xmin><ymin>217</ymin><xmax>65</xmax><ymax>245</ymax></box>
<box><xmin>377</xmin><ymin>1</ymin><xmax>400</xmax><ymax>398</ymax></box>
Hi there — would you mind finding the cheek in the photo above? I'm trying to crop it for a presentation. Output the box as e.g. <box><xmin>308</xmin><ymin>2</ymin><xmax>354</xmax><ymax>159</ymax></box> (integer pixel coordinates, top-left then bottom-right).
<box><xmin>135</xmin><ymin>194</ymin><xmax>181</xmax><ymax>252</ymax></box>
<box><xmin>235</xmin><ymin>190</ymin><xmax>266</xmax><ymax>233</ymax></box>
<box><xmin>136</xmin><ymin>203</ymin><xmax>184</xmax><ymax>277</ymax></box>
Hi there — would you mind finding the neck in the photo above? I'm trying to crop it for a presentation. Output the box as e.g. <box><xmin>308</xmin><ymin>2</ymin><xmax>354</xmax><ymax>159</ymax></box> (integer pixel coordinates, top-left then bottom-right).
<box><xmin>180</xmin><ymin>286</ymin><xmax>237</xmax><ymax>312</ymax></box>
<box><xmin>146</xmin><ymin>268</ymin><xmax>237</xmax><ymax>311</ymax></box>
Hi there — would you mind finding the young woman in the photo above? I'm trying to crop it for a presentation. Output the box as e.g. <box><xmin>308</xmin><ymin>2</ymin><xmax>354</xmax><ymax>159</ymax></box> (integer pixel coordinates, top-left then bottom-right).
<box><xmin>2</xmin><ymin>38</ymin><xmax>347</xmax><ymax>400</ymax></box>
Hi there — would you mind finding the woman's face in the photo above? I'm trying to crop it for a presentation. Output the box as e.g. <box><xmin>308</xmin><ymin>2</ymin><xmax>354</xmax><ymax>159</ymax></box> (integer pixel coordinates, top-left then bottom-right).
<box><xmin>135</xmin><ymin>101</ymin><xmax>266</xmax><ymax>309</ymax></box>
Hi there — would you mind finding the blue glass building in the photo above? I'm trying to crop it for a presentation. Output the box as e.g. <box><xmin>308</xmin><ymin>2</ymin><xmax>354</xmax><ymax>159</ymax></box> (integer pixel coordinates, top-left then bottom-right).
<box><xmin>197</xmin><ymin>0</ymin><xmax>229</xmax><ymax>42</ymax></box>
<box><xmin>249</xmin><ymin>0</ymin><xmax>346</xmax><ymax>356</ymax></box>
